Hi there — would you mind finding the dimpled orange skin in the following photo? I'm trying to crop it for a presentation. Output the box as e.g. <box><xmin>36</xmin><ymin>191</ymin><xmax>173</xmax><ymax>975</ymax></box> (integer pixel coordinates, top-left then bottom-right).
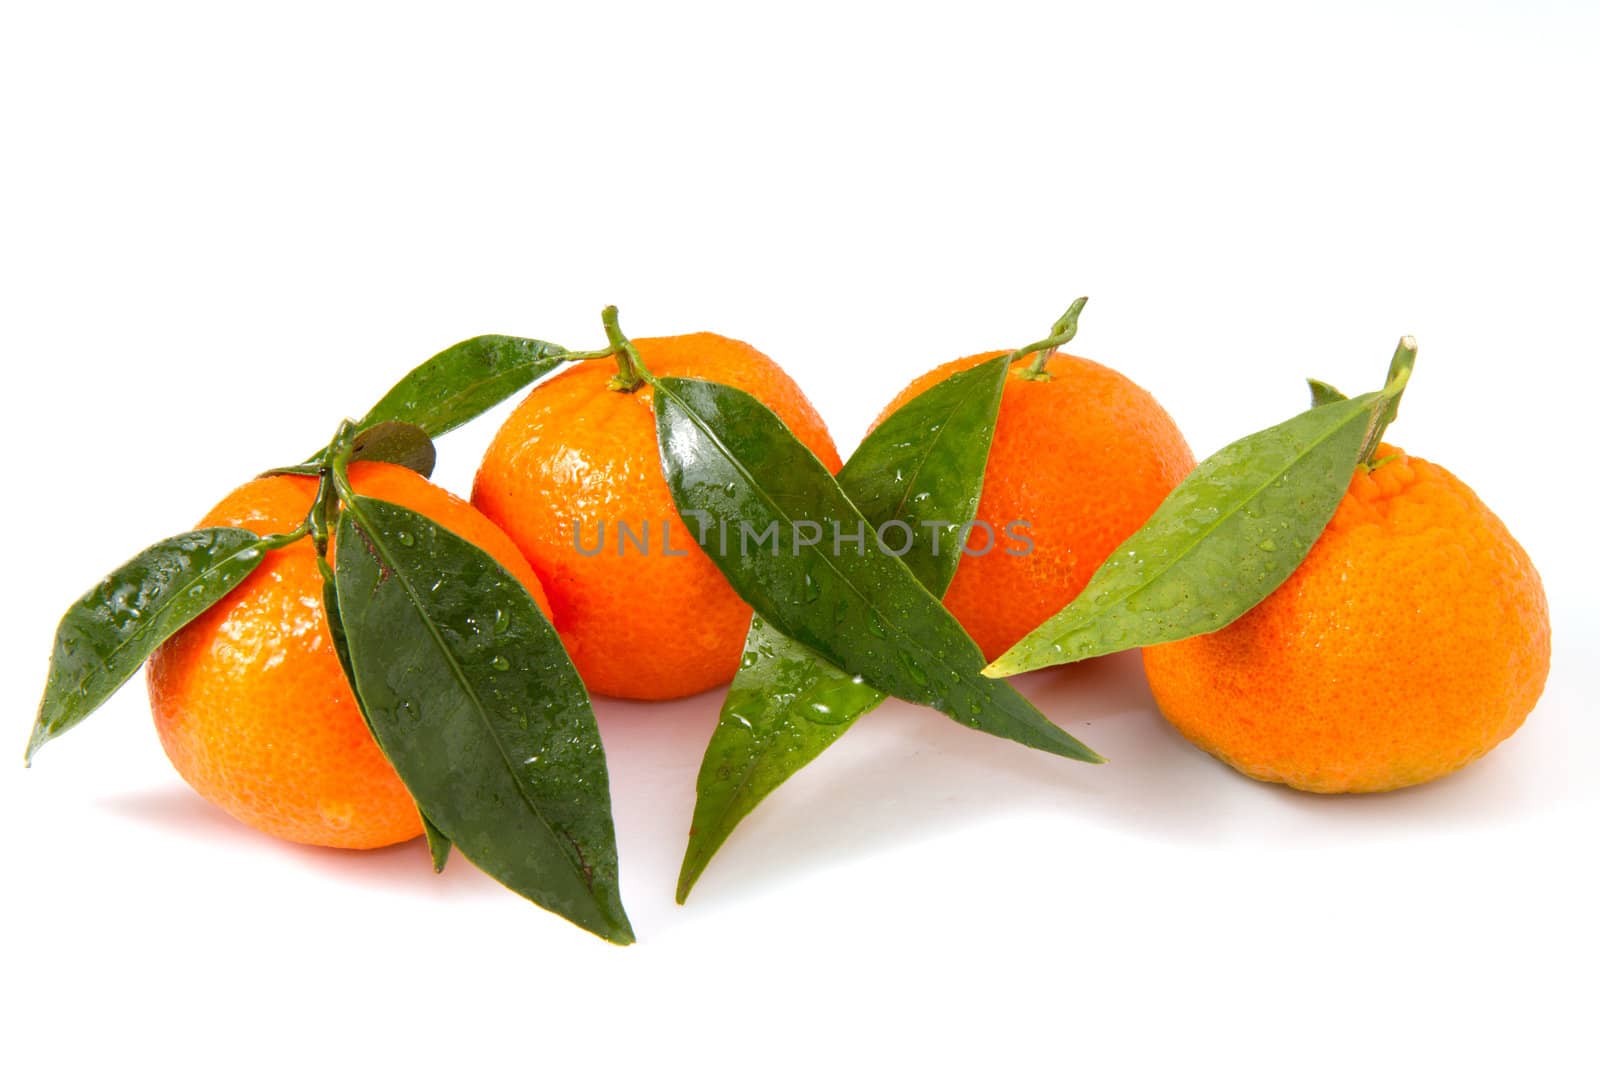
<box><xmin>1142</xmin><ymin>445</ymin><xmax>1551</xmax><ymax>793</ymax></box>
<box><xmin>147</xmin><ymin>462</ymin><xmax>551</xmax><ymax>849</ymax></box>
<box><xmin>473</xmin><ymin>333</ymin><xmax>842</xmax><ymax>701</ymax></box>
<box><xmin>873</xmin><ymin>350</ymin><xmax>1195</xmax><ymax>662</ymax></box>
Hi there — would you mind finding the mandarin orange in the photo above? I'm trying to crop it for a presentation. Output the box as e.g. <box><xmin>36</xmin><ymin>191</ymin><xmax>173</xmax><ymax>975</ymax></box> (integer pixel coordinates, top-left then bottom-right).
<box><xmin>873</xmin><ymin>348</ymin><xmax>1194</xmax><ymax>661</ymax></box>
<box><xmin>147</xmin><ymin>462</ymin><xmax>550</xmax><ymax>848</ymax></box>
<box><xmin>1142</xmin><ymin>445</ymin><xmax>1550</xmax><ymax>793</ymax></box>
<box><xmin>473</xmin><ymin>332</ymin><xmax>841</xmax><ymax>701</ymax></box>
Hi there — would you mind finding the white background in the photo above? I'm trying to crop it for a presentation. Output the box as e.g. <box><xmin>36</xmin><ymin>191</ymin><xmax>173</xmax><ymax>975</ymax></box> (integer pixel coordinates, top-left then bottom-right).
<box><xmin>3</xmin><ymin>2</ymin><xmax>1595</xmax><ymax>1063</ymax></box>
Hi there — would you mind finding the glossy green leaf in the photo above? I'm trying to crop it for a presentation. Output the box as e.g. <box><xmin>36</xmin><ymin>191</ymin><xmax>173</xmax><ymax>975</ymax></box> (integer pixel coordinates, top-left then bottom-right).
<box><xmin>347</xmin><ymin>420</ymin><xmax>437</xmax><ymax>478</ymax></box>
<box><xmin>677</xmin><ymin>355</ymin><xmax>1013</xmax><ymax>901</ymax></box>
<box><xmin>320</xmin><ymin>566</ymin><xmax>451</xmax><ymax>872</ymax></box>
<box><xmin>357</xmin><ymin>335</ymin><xmax>568</xmax><ymax>438</ymax></box>
<box><xmin>27</xmin><ymin>528</ymin><xmax>274</xmax><ymax>763</ymax></box>
<box><xmin>653</xmin><ymin>375</ymin><xmax>1100</xmax><ymax>767</ymax></box>
<box><xmin>985</xmin><ymin>341</ymin><xmax>1416</xmax><ymax>677</ymax></box>
<box><xmin>834</xmin><ymin>355</ymin><xmax>1011</xmax><ymax>594</ymax></box>
<box><xmin>333</xmin><ymin>496</ymin><xmax>631</xmax><ymax>943</ymax></box>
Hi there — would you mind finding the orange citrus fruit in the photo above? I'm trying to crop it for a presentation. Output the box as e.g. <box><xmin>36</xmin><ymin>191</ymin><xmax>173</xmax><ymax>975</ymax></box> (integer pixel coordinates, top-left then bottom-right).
<box><xmin>147</xmin><ymin>462</ymin><xmax>551</xmax><ymax>848</ymax></box>
<box><xmin>1142</xmin><ymin>445</ymin><xmax>1551</xmax><ymax>793</ymax></box>
<box><xmin>473</xmin><ymin>332</ymin><xmax>842</xmax><ymax>701</ymax></box>
<box><xmin>873</xmin><ymin>348</ymin><xmax>1195</xmax><ymax>661</ymax></box>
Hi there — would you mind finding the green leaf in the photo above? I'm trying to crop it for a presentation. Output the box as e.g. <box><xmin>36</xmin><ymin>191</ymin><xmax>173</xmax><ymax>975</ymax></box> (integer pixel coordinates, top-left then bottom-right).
<box><xmin>357</xmin><ymin>335</ymin><xmax>568</xmax><ymax>438</ymax></box>
<box><xmin>332</xmin><ymin>495</ymin><xmax>631</xmax><ymax>944</ymax></box>
<box><xmin>347</xmin><ymin>420</ymin><xmax>437</xmax><ymax>479</ymax></box>
<box><xmin>834</xmin><ymin>355</ymin><xmax>1010</xmax><ymax>594</ymax></box>
<box><xmin>984</xmin><ymin>340</ymin><xmax>1417</xmax><ymax>677</ymax></box>
<box><xmin>653</xmin><ymin>375</ymin><xmax>1101</xmax><ymax>765</ymax></box>
<box><xmin>677</xmin><ymin>355</ymin><xmax>1013</xmax><ymax>901</ymax></box>
<box><xmin>320</xmin><ymin>563</ymin><xmax>450</xmax><ymax>872</ymax></box>
<box><xmin>27</xmin><ymin>528</ymin><xmax>274</xmax><ymax>763</ymax></box>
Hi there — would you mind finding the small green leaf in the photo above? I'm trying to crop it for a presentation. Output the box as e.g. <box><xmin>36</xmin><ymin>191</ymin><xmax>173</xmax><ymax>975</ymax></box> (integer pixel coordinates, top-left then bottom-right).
<box><xmin>333</xmin><ymin>496</ymin><xmax>631</xmax><ymax>944</ymax></box>
<box><xmin>677</xmin><ymin>355</ymin><xmax>1013</xmax><ymax>901</ymax></box>
<box><xmin>357</xmin><ymin>335</ymin><xmax>568</xmax><ymax>438</ymax></box>
<box><xmin>984</xmin><ymin>340</ymin><xmax>1417</xmax><ymax>677</ymax></box>
<box><xmin>27</xmin><ymin>528</ymin><xmax>274</xmax><ymax>763</ymax></box>
<box><xmin>347</xmin><ymin>420</ymin><xmax>437</xmax><ymax>479</ymax></box>
<box><xmin>653</xmin><ymin>375</ymin><xmax>1100</xmax><ymax>766</ymax></box>
<box><xmin>320</xmin><ymin>563</ymin><xmax>450</xmax><ymax>872</ymax></box>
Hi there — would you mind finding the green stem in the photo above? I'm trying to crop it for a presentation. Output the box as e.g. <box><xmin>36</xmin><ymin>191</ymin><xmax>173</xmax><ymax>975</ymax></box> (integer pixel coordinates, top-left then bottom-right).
<box><xmin>1015</xmin><ymin>297</ymin><xmax>1089</xmax><ymax>381</ymax></box>
<box><xmin>308</xmin><ymin>420</ymin><xmax>361</xmax><ymax>553</ymax></box>
<box><xmin>260</xmin><ymin>523</ymin><xmax>312</xmax><ymax>552</ymax></box>
<box><xmin>556</xmin><ymin>306</ymin><xmax>655</xmax><ymax>392</ymax></box>
<box><xmin>308</xmin><ymin>469</ymin><xmax>338</xmax><ymax>556</ymax></box>
<box><xmin>600</xmin><ymin>305</ymin><xmax>653</xmax><ymax>392</ymax></box>
<box><xmin>1356</xmin><ymin>335</ymin><xmax>1417</xmax><ymax>467</ymax></box>
<box><xmin>330</xmin><ymin>436</ymin><xmax>357</xmax><ymax>503</ymax></box>
<box><xmin>260</xmin><ymin>462</ymin><xmax>325</xmax><ymax>479</ymax></box>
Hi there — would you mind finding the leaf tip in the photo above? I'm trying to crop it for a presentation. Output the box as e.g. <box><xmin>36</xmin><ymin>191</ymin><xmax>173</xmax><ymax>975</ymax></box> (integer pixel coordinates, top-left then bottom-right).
<box><xmin>1046</xmin><ymin>731</ymin><xmax>1106</xmax><ymax>765</ymax></box>
<box><xmin>1307</xmin><ymin>378</ymin><xmax>1349</xmax><ymax>407</ymax></box>
<box><xmin>1387</xmin><ymin>336</ymin><xmax>1418</xmax><ymax>393</ymax></box>
<box><xmin>421</xmin><ymin>815</ymin><xmax>451</xmax><ymax>872</ymax></box>
<box><xmin>675</xmin><ymin>862</ymin><xmax>702</xmax><ymax>906</ymax></box>
<box><xmin>603</xmin><ymin>915</ymin><xmax>638</xmax><ymax>946</ymax></box>
<box><xmin>980</xmin><ymin>659</ymin><xmax>1017</xmax><ymax>679</ymax></box>
<box><xmin>23</xmin><ymin>719</ymin><xmax>50</xmax><ymax>767</ymax></box>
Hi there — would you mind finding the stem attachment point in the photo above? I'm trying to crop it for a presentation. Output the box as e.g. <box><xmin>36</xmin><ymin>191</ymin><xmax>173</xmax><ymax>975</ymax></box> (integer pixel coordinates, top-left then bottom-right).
<box><xmin>1015</xmin><ymin>297</ymin><xmax>1089</xmax><ymax>381</ymax></box>
<box><xmin>601</xmin><ymin>306</ymin><xmax>652</xmax><ymax>392</ymax></box>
